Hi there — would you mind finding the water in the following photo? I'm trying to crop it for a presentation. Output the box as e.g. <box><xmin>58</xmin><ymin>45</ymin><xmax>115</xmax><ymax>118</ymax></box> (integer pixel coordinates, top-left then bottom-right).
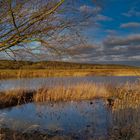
<box><xmin>0</xmin><ymin>76</ymin><xmax>139</xmax><ymax>138</ymax></box>
<box><xmin>0</xmin><ymin>76</ymin><xmax>139</xmax><ymax>91</ymax></box>
<box><xmin>0</xmin><ymin>99</ymin><xmax>112</xmax><ymax>138</ymax></box>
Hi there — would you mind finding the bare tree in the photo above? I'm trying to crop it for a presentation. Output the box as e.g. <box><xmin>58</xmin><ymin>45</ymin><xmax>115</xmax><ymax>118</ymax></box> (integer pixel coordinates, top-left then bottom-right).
<box><xmin>0</xmin><ymin>0</ymin><xmax>65</xmax><ymax>50</ymax></box>
<box><xmin>0</xmin><ymin>0</ymin><xmax>102</xmax><ymax>60</ymax></box>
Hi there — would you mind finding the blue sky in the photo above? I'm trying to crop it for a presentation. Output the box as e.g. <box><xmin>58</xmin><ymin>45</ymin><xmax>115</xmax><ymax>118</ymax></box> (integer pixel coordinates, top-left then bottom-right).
<box><xmin>84</xmin><ymin>0</ymin><xmax>140</xmax><ymax>40</ymax></box>
<box><xmin>1</xmin><ymin>0</ymin><xmax>140</xmax><ymax>66</ymax></box>
<box><xmin>72</xmin><ymin>0</ymin><xmax>140</xmax><ymax>66</ymax></box>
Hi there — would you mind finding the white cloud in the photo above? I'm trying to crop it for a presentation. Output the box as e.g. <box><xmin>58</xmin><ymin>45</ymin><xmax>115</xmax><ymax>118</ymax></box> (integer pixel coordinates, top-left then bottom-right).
<box><xmin>129</xmin><ymin>55</ymin><xmax>140</xmax><ymax>60</ymax></box>
<box><xmin>123</xmin><ymin>7</ymin><xmax>140</xmax><ymax>17</ymax></box>
<box><xmin>120</xmin><ymin>22</ymin><xmax>140</xmax><ymax>28</ymax></box>
<box><xmin>94</xmin><ymin>14</ymin><xmax>112</xmax><ymax>22</ymax></box>
<box><xmin>106</xmin><ymin>29</ymin><xmax>117</xmax><ymax>35</ymax></box>
<box><xmin>79</xmin><ymin>5</ymin><xmax>101</xmax><ymax>14</ymax></box>
<box><xmin>103</xmin><ymin>34</ymin><xmax>140</xmax><ymax>47</ymax></box>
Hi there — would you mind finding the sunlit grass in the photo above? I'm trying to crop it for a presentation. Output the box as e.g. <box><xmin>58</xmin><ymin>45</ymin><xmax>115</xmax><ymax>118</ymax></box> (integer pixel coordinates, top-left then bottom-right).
<box><xmin>0</xmin><ymin>68</ymin><xmax>140</xmax><ymax>79</ymax></box>
<box><xmin>0</xmin><ymin>82</ymin><xmax>109</xmax><ymax>109</ymax></box>
<box><xmin>34</xmin><ymin>82</ymin><xmax>110</xmax><ymax>102</ymax></box>
<box><xmin>1</xmin><ymin>81</ymin><xmax>140</xmax><ymax>108</ymax></box>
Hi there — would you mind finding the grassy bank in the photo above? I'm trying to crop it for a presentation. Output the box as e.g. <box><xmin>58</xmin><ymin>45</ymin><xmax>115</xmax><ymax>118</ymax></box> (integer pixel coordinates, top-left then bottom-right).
<box><xmin>0</xmin><ymin>60</ymin><xmax>140</xmax><ymax>79</ymax></box>
<box><xmin>0</xmin><ymin>68</ymin><xmax>140</xmax><ymax>79</ymax></box>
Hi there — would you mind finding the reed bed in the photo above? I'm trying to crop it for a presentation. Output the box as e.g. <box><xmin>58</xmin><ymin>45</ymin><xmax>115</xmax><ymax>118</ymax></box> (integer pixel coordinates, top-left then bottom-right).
<box><xmin>0</xmin><ymin>89</ymin><xmax>35</xmax><ymax>109</ymax></box>
<box><xmin>0</xmin><ymin>82</ymin><xmax>111</xmax><ymax>109</ymax></box>
<box><xmin>0</xmin><ymin>81</ymin><xmax>140</xmax><ymax>108</ymax></box>
<box><xmin>34</xmin><ymin>83</ymin><xmax>110</xmax><ymax>102</ymax></box>
<box><xmin>109</xmin><ymin>81</ymin><xmax>140</xmax><ymax>140</ymax></box>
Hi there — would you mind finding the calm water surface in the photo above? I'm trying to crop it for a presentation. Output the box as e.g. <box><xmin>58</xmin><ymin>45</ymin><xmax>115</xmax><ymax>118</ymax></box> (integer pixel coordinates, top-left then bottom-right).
<box><xmin>0</xmin><ymin>99</ymin><xmax>112</xmax><ymax>138</ymax></box>
<box><xmin>0</xmin><ymin>76</ymin><xmax>139</xmax><ymax>91</ymax></box>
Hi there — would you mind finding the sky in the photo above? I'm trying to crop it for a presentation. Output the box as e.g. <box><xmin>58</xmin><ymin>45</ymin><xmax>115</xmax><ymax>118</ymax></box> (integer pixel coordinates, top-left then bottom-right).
<box><xmin>71</xmin><ymin>0</ymin><xmax>140</xmax><ymax>66</ymax></box>
<box><xmin>0</xmin><ymin>0</ymin><xmax>140</xmax><ymax>66</ymax></box>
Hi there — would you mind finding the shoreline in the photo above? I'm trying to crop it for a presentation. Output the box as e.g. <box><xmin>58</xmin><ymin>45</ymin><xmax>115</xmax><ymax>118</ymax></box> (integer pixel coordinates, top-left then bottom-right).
<box><xmin>0</xmin><ymin>68</ymin><xmax>140</xmax><ymax>80</ymax></box>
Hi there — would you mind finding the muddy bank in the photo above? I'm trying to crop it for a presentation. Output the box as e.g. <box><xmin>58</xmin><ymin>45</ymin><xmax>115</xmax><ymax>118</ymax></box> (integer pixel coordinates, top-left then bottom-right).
<box><xmin>0</xmin><ymin>128</ymin><xmax>72</xmax><ymax>140</ymax></box>
<box><xmin>1</xmin><ymin>126</ymin><xmax>139</xmax><ymax>140</ymax></box>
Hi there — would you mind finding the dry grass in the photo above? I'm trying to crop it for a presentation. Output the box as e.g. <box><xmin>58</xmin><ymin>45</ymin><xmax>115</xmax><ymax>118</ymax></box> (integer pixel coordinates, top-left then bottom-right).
<box><xmin>0</xmin><ymin>89</ymin><xmax>35</xmax><ymax>109</ymax></box>
<box><xmin>34</xmin><ymin>83</ymin><xmax>111</xmax><ymax>102</ymax></box>
<box><xmin>0</xmin><ymin>82</ymin><xmax>111</xmax><ymax>109</ymax></box>
<box><xmin>109</xmin><ymin>81</ymin><xmax>140</xmax><ymax>140</ymax></box>
<box><xmin>0</xmin><ymin>81</ymin><xmax>140</xmax><ymax>108</ymax></box>
<box><xmin>0</xmin><ymin>68</ymin><xmax>140</xmax><ymax>79</ymax></box>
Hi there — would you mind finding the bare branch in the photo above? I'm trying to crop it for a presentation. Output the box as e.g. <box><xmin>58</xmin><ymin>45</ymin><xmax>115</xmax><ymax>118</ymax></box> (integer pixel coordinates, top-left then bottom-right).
<box><xmin>0</xmin><ymin>0</ymin><xmax>102</xmax><ymax>60</ymax></box>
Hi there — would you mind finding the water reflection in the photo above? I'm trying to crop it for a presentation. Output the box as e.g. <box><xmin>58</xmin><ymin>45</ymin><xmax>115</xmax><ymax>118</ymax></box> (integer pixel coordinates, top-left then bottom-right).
<box><xmin>0</xmin><ymin>100</ymin><xmax>112</xmax><ymax>138</ymax></box>
<box><xmin>0</xmin><ymin>76</ymin><xmax>139</xmax><ymax>91</ymax></box>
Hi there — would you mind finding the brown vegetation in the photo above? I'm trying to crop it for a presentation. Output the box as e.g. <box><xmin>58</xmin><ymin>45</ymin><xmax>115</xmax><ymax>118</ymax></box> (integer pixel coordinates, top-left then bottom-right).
<box><xmin>1</xmin><ymin>81</ymin><xmax>140</xmax><ymax>109</ymax></box>
<box><xmin>0</xmin><ymin>0</ymin><xmax>65</xmax><ymax>51</ymax></box>
<box><xmin>0</xmin><ymin>89</ymin><xmax>35</xmax><ymax>109</ymax></box>
<box><xmin>0</xmin><ymin>128</ymin><xmax>72</xmax><ymax>140</ymax></box>
<box><xmin>109</xmin><ymin>82</ymin><xmax>140</xmax><ymax>140</ymax></box>
<box><xmin>0</xmin><ymin>83</ymin><xmax>109</xmax><ymax>109</ymax></box>
<box><xmin>0</xmin><ymin>68</ymin><xmax>140</xmax><ymax>80</ymax></box>
<box><xmin>0</xmin><ymin>60</ymin><xmax>140</xmax><ymax>79</ymax></box>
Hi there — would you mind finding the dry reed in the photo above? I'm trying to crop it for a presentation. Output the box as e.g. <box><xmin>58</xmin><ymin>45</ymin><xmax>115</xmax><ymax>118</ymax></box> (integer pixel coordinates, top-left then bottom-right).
<box><xmin>34</xmin><ymin>83</ymin><xmax>110</xmax><ymax>102</ymax></box>
<box><xmin>109</xmin><ymin>81</ymin><xmax>140</xmax><ymax>140</ymax></box>
<box><xmin>0</xmin><ymin>81</ymin><xmax>140</xmax><ymax>108</ymax></box>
